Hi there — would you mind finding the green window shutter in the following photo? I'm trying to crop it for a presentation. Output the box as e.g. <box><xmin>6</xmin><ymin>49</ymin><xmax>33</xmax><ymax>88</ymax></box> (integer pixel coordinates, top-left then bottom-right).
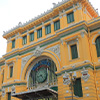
<box><xmin>12</xmin><ymin>40</ymin><xmax>15</xmax><ymax>48</ymax></box>
<box><xmin>30</xmin><ymin>32</ymin><xmax>34</xmax><ymax>42</ymax></box>
<box><xmin>54</xmin><ymin>20</ymin><xmax>60</xmax><ymax>31</ymax></box>
<box><xmin>74</xmin><ymin>78</ymin><xmax>83</xmax><ymax>97</ymax></box>
<box><xmin>23</xmin><ymin>36</ymin><xmax>27</xmax><ymax>45</ymax></box>
<box><xmin>71</xmin><ymin>44</ymin><xmax>78</xmax><ymax>59</ymax></box>
<box><xmin>67</xmin><ymin>12</ymin><xmax>74</xmax><ymax>23</ymax></box>
<box><xmin>10</xmin><ymin>67</ymin><xmax>13</xmax><ymax>78</ymax></box>
<box><xmin>37</xmin><ymin>28</ymin><xmax>42</xmax><ymax>38</ymax></box>
<box><xmin>45</xmin><ymin>24</ymin><xmax>51</xmax><ymax>35</ymax></box>
<box><xmin>96</xmin><ymin>36</ymin><xmax>100</xmax><ymax>57</ymax></box>
<box><xmin>8</xmin><ymin>93</ymin><xmax>11</xmax><ymax>100</ymax></box>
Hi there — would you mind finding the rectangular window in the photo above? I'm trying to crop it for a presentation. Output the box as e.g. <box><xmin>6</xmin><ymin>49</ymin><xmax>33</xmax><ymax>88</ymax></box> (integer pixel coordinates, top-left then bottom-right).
<box><xmin>2</xmin><ymin>70</ymin><xmax>4</xmax><ymax>84</ymax></box>
<box><xmin>45</xmin><ymin>24</ymin><xmax>51</xmax><ymax>35</ymax></box>
<box><xmin>54</xmin><ymin>20</ymin><xmax>60</xmax><ymax>31</ymax></box>
<box><xmin>8</xmin><ymin>93</ymin><xmax>11</xmax><ymax>100</ymax></box>
<box><xmin>10</xmin><ymin>66</ymin><xmax>13</xmax><ymax>78</ymax></box>
<box><xmin>23</xmin><ymin>35</ymin><xmax>27</xmax><ymax>45</ymax></box>
<box><xmin>67</xmin><ymin>12</ymin><xmax>74</xmax><ymax>23</ymax></box>
<box><xmin>37</xmin><ymin>28</ymin><xmax>42</xmax><ymax>39</ymax></box>
<box><xmin>12</xmin><ymin>39</ymin><xmax>15</xmax><ymax>48</ymax></box>
<box><xmin>74</xmin><ymin>78</ymin><xmax>83</xmax><ymax>97</ymax></box>
<box><xmin>30</xmin><ymin>32</ymin><xmax>34</xmax><ymax>42</ymax></box>
<box><xmin>71</xmin><ymin>44</ymin><xmax>78</xmax><ymax>59</ymax></box>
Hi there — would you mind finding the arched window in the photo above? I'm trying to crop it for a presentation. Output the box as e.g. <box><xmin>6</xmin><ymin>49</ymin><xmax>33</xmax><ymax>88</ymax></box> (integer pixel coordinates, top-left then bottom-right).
<box><xmin>95</xmin><ymin>36</ymin><xmax>100</xmax><ymax>57</ymax></box>
<box><xmin>28</xmin><ymin>59</ymin><xmax>57</xmax><ymax>89</ymax></box>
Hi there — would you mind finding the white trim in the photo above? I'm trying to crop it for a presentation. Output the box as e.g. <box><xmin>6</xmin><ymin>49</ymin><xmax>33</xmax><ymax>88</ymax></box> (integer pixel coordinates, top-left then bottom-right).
<box><xmin>66</xmin><ymin>37</ymin><xmax>80</xmax><ymax>60</ymax></box>
<box><xmin>92</xmin><ymin>32</ymin><xmax>100</xmax><ymax>44</ymax></box>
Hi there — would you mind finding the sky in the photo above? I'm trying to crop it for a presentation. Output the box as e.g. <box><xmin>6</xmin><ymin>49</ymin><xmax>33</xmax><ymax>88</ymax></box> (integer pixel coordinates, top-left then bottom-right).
<box><xmin>0</xmin><ymin>0</ymin><xmax>100</xmax><ymax>57</ymax></box>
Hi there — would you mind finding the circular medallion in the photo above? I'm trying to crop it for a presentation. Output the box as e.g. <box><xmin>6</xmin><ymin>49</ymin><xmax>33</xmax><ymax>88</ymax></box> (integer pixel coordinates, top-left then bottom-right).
<box><xmin>36</xmin><ymin>67</ymin><xmax>47</xmax><ymax>83</ymax></box>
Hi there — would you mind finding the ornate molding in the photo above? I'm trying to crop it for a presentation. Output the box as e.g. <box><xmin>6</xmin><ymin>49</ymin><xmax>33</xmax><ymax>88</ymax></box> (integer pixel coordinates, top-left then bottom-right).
<box><xmin>63</xmin><ymin>72</ymin><xmax>70</xmax><ymax>85</ymax></box>
<box><xmin>11</xmin><ymin>85</ymin><xmax>16</xmax><ymax>94</ymax></box>
<box><xmin>21</xmin><ymin>55</ymin><xmax>33</xmax><ymax>75</ymax></box>
<box><xmin>21</xmin><ymin>46</ymin><xmax>46</xmax><ymax>76</ymax></box>
<box><xmin>81</xmin><ymin>67</ymin><xmax>90</xmax><ymax>82</ymax></box>
<box><xmin>2</xmin><ymin>88</ymin><xmax>5</xmax><ymax>97</ymax></box>
<box><xmin>33</xmin><ymin>46</ymin><xmax>45</xmax><ymax>57</ymax></box>
<box><xmin>47</xmin><ymin>45</ymin><xmax>60</xmax><ymax>59</ymax></box>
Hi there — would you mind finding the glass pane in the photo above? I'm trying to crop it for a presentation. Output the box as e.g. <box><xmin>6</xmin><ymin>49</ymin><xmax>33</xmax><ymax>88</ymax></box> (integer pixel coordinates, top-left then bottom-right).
<box><xmin>71</xmin><ymin>44</ymin><xmax>78</xmax><ymax>59</ymax></box>
<box><xmin>67</xmin><ymin>12</ymin><xmax>74</xmax><ymax>23</ymax></box>
<box><xmin>96</xmin><ymin>36</ymin><xmax>100</xmax><ymax>57</ymax></box>
<box><xmin>12</xmin><ymin>40</ymin><xmax>15</xmax><ymax>48</ymax></box>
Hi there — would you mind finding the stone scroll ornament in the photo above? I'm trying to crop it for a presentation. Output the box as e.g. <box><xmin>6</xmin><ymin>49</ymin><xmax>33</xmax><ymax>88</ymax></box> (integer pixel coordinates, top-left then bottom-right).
<box><xmin>81</xmin><ymin>67</ymin><xmax>90</xmax><ymax>82</ymax></box>
<box><xmin>63</xmin><ymin>72</ymin><xmax>71</xmax><ymax>85</ymax></box>
<box><xmin>2</xmin><ymin>88</ymin><xmax>5</xmax><ymax>97</ymax></box>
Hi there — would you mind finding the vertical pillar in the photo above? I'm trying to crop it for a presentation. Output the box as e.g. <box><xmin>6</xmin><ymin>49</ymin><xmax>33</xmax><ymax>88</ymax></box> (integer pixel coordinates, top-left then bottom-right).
<box><xmin>63</xmin><ymin>9</ymin><xmax>67</xmax><ymax>28</ymax></box>
<box><xmin>59</xmin><ymin>11</ymin><xmax>64</xmax><ymax>29</ymax></box>
<box><xmin>34</xmin><ymin>26</ymin><xmax>37</xmax><ymax>42</ymax></box>
<box><xmin>42</xmin><ymin>22</ymin><xmax>45</xmax><ymax>38</ymax></box>
<box><xmin>6</xmin><ymin>38</ymin><xmax>11</xmax><ymax>52</ymax></box>
<box><xmin>51</xmin><ymin>19</ymin><xmax>54</xmax><ymax>34</ymax></box>
<box><xmin>27</xmin><ymin>31</ymin><xmax>30</xmax><ymax>45</ymax></box>
<box><xmin>77</xmin><ymin>3</ymin><xmax>83</xmax><ymax>21</ymax></box>
<box><xmin>18</xmin><ymin>33</ymin><xmax>23</xmax><ymax>48</ymax></box>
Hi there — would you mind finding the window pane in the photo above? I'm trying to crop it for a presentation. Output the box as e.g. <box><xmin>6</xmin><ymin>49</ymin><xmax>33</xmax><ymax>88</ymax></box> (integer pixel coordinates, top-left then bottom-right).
<box><xmin>67</xmin><ymin>12</ymin><xmax>74</xmax><ymax>23</ymax></box>
<box><xmin>71</xmin><ymin>44</ymin><xmax>78</xmax><ymax>59</ymax></box>
<box><xmin>12</xmin><ymin>40</ymin><xmax>15</xmax><ymax>48</ymax></box>
<box><xmin>10</xmin><ymin>67</ymin><xmax>13</xmax><ymax>78</ymax></box>
<box><xmin>74</xmin><ymin>78</ymin><xmax>83</xmax><ymax>97</ymax></box>
<box><xmin>54</xmin><ymin>20</ymin><xmax>60</xmax><ymax>31</ymax></box>
<box><xmin>96</xmin><ymin>36</ymin><xmax>100</xmax><ymax>57</ymax></box>
<box><xmin>45</xmin><ymin>24</ymin><xmax>51</xmax><ymax>35</ymax></box>
<box><xmin>30</xmin><ymin>32</ymin><xmax>34</xmax><ymax>42</ymax></box>
<box><xmin>37</xmin><ymin>28</ymin><xmax>42</xmax><ymax>38</ymax></box>
<box><xmin>8</xmin><ymin>93</ymin><xmax>11</xmax><ymax>100</ymax></box>
<box><xmin>23</xmin><ymin>36</ymin><xmax>27</xmax><ymax>45</ymax></box>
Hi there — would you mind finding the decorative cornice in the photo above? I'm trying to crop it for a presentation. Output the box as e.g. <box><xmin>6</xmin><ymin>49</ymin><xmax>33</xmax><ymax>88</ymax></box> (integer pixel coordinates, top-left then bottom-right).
<box><xmin>3</xmin><ymin>22</ymin><xmax>87</xmax><ymax>60</ymax></box>
<box><xmin>3</xmin><ymin>0</ymin><xmax>71</xmax><ymax>36</ymax></box>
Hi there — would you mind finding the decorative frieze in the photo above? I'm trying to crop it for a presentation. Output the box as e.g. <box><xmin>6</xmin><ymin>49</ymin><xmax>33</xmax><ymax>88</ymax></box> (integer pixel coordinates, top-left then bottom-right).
<box><xmin>47</xmin><ymin>45</ymin><xmax>60</xmax><ymax>59</ymax></box>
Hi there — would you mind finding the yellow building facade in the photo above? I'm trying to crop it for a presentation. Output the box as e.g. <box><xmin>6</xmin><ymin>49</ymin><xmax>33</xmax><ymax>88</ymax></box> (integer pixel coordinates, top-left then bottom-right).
<box><xmin>0</xmin><ymin>0</ymin><xmax>100</xmax><ymax>100</ymax></box>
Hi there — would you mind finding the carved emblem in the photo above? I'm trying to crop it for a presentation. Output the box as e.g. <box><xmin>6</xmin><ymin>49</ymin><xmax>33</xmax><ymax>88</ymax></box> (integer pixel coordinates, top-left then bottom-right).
<box><xmin>81</xmin><ymin>67</ymin><xmax>90</xmax><ymax>82</ymax></box>
<box><xmin>11</xmin><ymin>85</ymin><xmax>16</xmax><ymax>94</ymax></box>
<box><xmin>63</xmin><ymin>72</ymin><xmax>70</xmax><ymax>85</ymax></box>
<box><xmin>33</xmin><ymin>46</ymin><xmax>43</xmax><ymax>57</ymax></box>
<box><xmin>2</xmin><ymin>88</ymin><xmax>5</xmax><ymax>97</ymax></box>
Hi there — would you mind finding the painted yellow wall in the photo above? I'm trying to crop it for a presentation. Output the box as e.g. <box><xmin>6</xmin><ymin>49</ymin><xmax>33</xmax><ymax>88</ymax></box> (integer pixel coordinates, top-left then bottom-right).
<box><xmin>0</xmin><ymin>0</ymin><xmax>100</xmax><ymax>100</ymax></box>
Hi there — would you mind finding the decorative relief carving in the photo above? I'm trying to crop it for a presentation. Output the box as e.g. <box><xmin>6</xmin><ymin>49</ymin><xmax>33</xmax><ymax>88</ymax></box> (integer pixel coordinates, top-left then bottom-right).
<box><xmin>81</xmin><ymin>67</ymin><xmax>90</xmax><ymax>82</ymax></box>
<box><xmin>21</xmin><ymin>46</ymin><xmax>46</xmax><ymax>74</ymax></box>
<box><xmin>47</xmin><ymin>45</ymin><xmax>60</xmax><ymax>59</ymax></box>
<box><xmin>63</xmin><ymin>72</ymin><xmax>70</xmax><ymax>85</ymax></box>
<box><xmin>33</xmin><ymin>46</ymin><xmax>44</xmax><ymax>57</ymax></box>
<box><xmin>11</xmin><ymin>85</ymin><xmax>16</xmax><ymax>94</ymax></box>
<box><xmin>21</xmin><ymin>55</ymin><xmax>32</xmax><ymax>74</ymax></box>
<box><xmin>2</xmin><ymin>88</ymin><xmax>5</xmax><ymax>97</ymax></box>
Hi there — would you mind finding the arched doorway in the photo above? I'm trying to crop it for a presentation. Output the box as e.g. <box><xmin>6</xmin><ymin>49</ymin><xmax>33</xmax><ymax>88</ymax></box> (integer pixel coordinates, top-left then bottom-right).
<box><xmin>27</xmin><ymin>58</ymin><xmax>58</xmax><ymax>100</ymax></box>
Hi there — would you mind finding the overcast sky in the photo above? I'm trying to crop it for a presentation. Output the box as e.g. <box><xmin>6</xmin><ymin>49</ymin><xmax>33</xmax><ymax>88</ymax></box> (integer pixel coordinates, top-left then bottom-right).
<box><xmin>0</xmin><ymin>0</ymin><xmax>99</xmax><ymax>57</ymax></box>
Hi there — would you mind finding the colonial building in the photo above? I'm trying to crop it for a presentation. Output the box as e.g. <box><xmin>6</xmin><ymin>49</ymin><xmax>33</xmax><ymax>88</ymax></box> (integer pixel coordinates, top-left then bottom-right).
<box><xmin>0</xmin><ymin>0</ymin><xmax>100</xmax><ymax>100</ymax></box>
